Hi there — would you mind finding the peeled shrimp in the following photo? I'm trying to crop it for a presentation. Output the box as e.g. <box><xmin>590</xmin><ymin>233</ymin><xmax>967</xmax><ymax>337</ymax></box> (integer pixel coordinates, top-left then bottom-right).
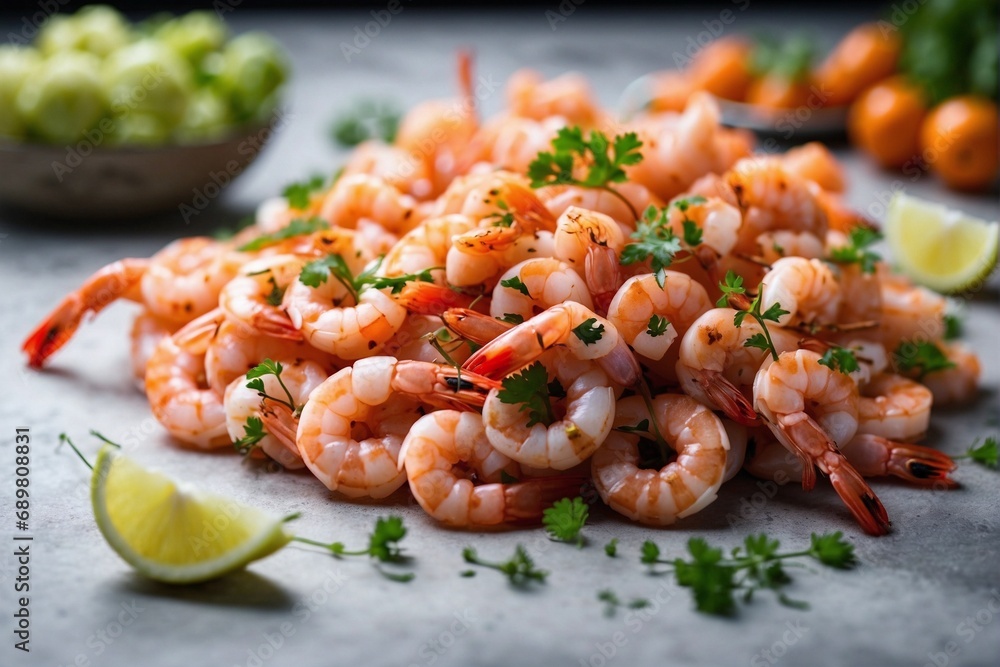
<box><xmin>591</xmin><ymin>394</ymin><xmax>730</xmax><ymax>526</ymax></box>
<box><xmin>857</xmin><ymin>373</ymin><xmax>932</xmax><ymax>442</ymax></box>
<box><xmin>318</xmin><ymin>174</ymin><xmax>419</xmax><ymax>233</ymax></box>
<box><xmin>489</xmin><ymin>257</ymin><xmax>593</xmax><ymax>322</ymax></box>
<box><xmin>759</xmin><ymin>257</ymin><xmax>842</xmax><ymax>328</ymax></box>
<box><xmin>400</xmin><ymin>410</ymin><xmax>584</xmax><ymax>526</ymax></box>
<box><xmin>219</xmin><ymin>254</ymin><xmax>305</xmax><ymax>340</ymax></box>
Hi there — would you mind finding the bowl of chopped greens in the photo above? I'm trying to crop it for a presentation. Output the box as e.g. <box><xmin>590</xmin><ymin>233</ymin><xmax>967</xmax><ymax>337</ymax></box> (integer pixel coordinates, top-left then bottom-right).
<box><xmin>0</xmin><ymin>5</ymin><xmax>289</xmax><ymax>219</ymax></box>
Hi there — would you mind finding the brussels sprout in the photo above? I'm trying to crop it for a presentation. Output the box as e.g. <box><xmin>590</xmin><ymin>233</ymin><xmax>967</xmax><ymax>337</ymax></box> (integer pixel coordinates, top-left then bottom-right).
<box><xmin>175</xmin><ymin>89</ymin><xmax>232</xmax><ymax>143</ymax></box>
<box><xmin>107</xmin><ymin>113</ymin><xmax>171</xmax><ymax>146</ymax></box>
<box><xmin>16</xmin><ymin>51</ymin><xmax>107</xmax><ymax>144</ymax></box>
<box><xmin>37</xmin><ymin>6</ymin><xmax>132</xmax><ymax>58</ymax></box>
<box><xmin>103</xmin><ymin>40</ymin><xmax>193</xmax><ymax>131</ymax></box>
<box><xmin>156</xmin><ymin>11</ymin><xmax>228</xmax><ymax>66</ymax></box>
<box><xmin>217</xmin><ymin>32</ymin><xmax>289</xmax><ymax>122</ymax></box>
<box><xmin>0</xmin><ymin>46</ymin><xmax>41</xmax><ymax>139</ymax></box>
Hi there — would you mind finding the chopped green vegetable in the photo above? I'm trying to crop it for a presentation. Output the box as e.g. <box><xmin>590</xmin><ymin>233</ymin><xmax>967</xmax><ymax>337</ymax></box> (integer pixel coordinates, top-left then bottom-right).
<box><xmin>718</xmin><ymin>271</ymin><xmax>789</xmax><ymax>362</ymax></box>
<box><xmin>462</xmin><ymin>545</ymin><xmax>547</xmax><ymax>587</ymax></box>
<box><xmin>542</xmin><ymin>497</ymin><xmax>589</xmax><ymax>547</ymax></box>
<box><xmin>232</xmin><ymin>416</ymin><xmax>266</xmax><ymax>455</ymax></box>
<box><xmin>246</xmin><ymin>358</ymin><xmax>298</xmax><ymax>414</ymax></box>
<box><xmin>943</xmin><ymin>314</ymin><xmax>963</xmax><ymax>340</ymax></box>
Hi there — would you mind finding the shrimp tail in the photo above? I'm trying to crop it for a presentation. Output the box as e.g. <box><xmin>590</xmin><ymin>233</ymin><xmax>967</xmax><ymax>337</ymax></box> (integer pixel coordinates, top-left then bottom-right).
<box><xmin>393</xmin><ymin>361</ymin><xmax>500</xmax><ymax>410</ymax></box>
<box><xmin>251</xmin><ymin>309</ymin><xmax>303</xmax><ymax>341</ymax></box>
<box><xmin>396</xmin><ymin>282</ymin><xmax>477</xmax><ymax>315</ymax></box>
<box><xmin>584</xmin><ymin>245</ymin><xmax>621</xmax><ymax>317</ymax></box>
<box><xmin>503</xmin><ymin>475</ymin><xmax>589</xmax><ymax>522</ymax></box>
<box><xmin>777</xmin><ymin>415</ymin><xmax>890</xmax><ymax>535</ymax></box>
<box><xmin>597</xmin><ymin>338</ymin><xmax>643</xmax><ymax>387</ymax></box>
<box><xmin>22</xmin><ymin>258</ymin><xmax>149</xmax><ymax>368</ymax></box>
<box><xmin>828</xmin><ymin>461</ymin><xmax>892</xmax><ymax>536</ymax></box>
<box><xmin>443</xmin><ymin>308</ymin><xmax>512</xmax><ymax>345</ymax></box>
<box><xmin>701</xmin><ymin>370</ymin><xmax>760</xmax><ymax>426</ymax></box>
<box><xmin>843</xmin><ymin>434</ymin><xmax>958</xmax><ymax>488</ymax></box>
<box><xmin>258</xmin><ymin>402</ymin><xmax>301</xmax><ymax>458</ymax></box>
<box><xmin>172</xmin><ymin>308</ymin><xmax>225</xmax><ymax>354</ymax></box>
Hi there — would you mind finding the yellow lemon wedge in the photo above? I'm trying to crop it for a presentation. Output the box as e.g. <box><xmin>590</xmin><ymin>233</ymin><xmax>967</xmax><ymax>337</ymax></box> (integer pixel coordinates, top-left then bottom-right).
<box><xmin>91</xmin><ymin>446</ymin><xmax>292</xmax><ymax>584</ymax></box>
<box><xmin>886</xmin><ymin>192</ymin><xmax>999</xmax><ymax>293</ymax></box>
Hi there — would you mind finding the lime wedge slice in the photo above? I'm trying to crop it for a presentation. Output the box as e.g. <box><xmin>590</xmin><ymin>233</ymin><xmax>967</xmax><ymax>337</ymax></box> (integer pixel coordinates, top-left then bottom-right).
<box><xmin>91</xmin><ymin>446</ymin><xmax>292</xmax><ymax>584</ymax></box>
<box><xmin>886</xmin><ymin>192</ymin><xmax>999</xmax><ymax>293</ymax></box>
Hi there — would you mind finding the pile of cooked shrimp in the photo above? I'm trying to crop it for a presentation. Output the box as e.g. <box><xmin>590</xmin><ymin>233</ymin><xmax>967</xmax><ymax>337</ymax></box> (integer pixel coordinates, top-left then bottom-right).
<box><xmin>24</xmin><ymin>61</ymin><xmax>980</xmax><ymax>536</ymax></box>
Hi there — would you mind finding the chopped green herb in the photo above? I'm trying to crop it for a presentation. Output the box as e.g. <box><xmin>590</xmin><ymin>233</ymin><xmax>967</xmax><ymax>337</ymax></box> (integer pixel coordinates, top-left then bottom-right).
<box><xmin>499</xmin><ymin>313</ymin><xmax>525</xmax><ymax>325</ymax></box>
<box><xmin>828</xmin><ymin>227</ymin><xmax>882</xmax><ymax>274</ymax></box>
<box><xmin>462</xmin><ymin>545</ymin><xmax>547</xmax><ymax>587</ymax></box>
<box><xmin>542</xmin><ymin>497</ymin><xmax>589</xmax><ymax>547</ymax></box>
<box><xmin>500</xmin><ymin>276</ymin><xmax>530</xmax><ymax>297</ymax></box>
<box><xmin>293</xmin><ymin>515</ymin><xmax>414</xmax><ymax>582</ymax></box>
<box><xmin>818</xmin><ymin>346</ymin><xmax>860</xmax><ymax>375</ymax></box>
<box><xmin>718</xmin><ymin>271</ymin><xmax>789</xmax><ymax>362</ymax></box>
<box><xmin>604</xmin><ymin>538</ymin><xmax>619</xmax><ymax>558</ymax></box>
<box><xmin>282</xmin><ymin>174</ymin><xmax>325</xmax><ymax>210</ymax></box>
<box><xmin>943</xmin><ymin>314</ymin><xmax>962</xmax><ymax>341</ymax></box>
<box><xmin>232</xmin><ymin>416</ymin><xmax>267</xmax><ymax>455</ymax></box>
<box><xmin>497</xmin><ymin>362</ymin><xmax>556</xmax><ymax>427</ymax></box>
<box><xmin>646</xmin><ymin>315</ymin><xmax>670</xmax><ymax>337</ymax></box>
<box><xmin>621</xmin><ymin>205</ymin><xmax>684</xmax><ymax>287</ymax></box>
<box><xmin>246</xmin><ymin>358</ymin><xmax>299</xmax><ymax>415</ymax></box>
<box><xmin>955</xmin><ymin>436</ymin><xmax>999</xmax><ymax>469</ymax></box>
<box><xmin>238</xmin><ymin>217</ymin><xmax>328</xmax><ymax>252</ymax></box>
<box><xmin>893</xmin><ymin>340</ymin><xmax>956</xmax><ymax>379</ymax></box>
<box><xmin>572</xmin><ymin>318</ymin><xmax>605</xmax><ymax>346</ymax></box>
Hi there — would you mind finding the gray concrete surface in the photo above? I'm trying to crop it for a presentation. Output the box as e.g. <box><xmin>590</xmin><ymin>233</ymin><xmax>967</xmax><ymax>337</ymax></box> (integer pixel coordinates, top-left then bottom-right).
<box><xmin>1</xmin><ymin>7</ymin><xmax>999</xmax><ymax>667</ymax></box>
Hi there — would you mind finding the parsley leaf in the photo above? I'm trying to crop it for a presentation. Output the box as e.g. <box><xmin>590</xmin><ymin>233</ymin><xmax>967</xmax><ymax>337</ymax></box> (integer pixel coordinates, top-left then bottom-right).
<box><xmin>955</xmin><ymin>436</ymin><xmax>999</xmax><ymax>469</ymax></box>
<box><xmin>497</xmin><ymin>362</ymin><xmax>556</xmax><ymax>427</ymax></box>
<box><xmin>238</xmin><ymin>217</ymin><xmax>329</xmax><ymax>252</ymax></box>
<box><xmin>282</xmin><ymin>175</ymin><xmax>326</xmax><ymax>210</ymax></box>
<box><xmin>828</xmin><ymin>227</ymin><xmax>883</xmax><ymax>274</ymax></box>
<box><xmin>719</xmin><ymin>272</ymin><xmax>787</xmax><ymax>362</ymax></box>
<box><xmin>604</xmin><ymin>538</ymin><xmax>619</xmax><ymax>557</ymax></box>
<box><xmin>292</xmin><ymin>515</ymin><xmax>414</xmax><ymax>582</ymax></box>
<box><xmin>807</xmin><ymin>531</ymin><xmax>857</xmax><ymax>569</ymax></box>
<box><xmin>299</xmin><ymin>254</ymin><xmax>435</xmax><ymax>299</ymax></box>
<box><xmin>542</xmin><ymin>497</ymin><xmax>589</xmax><ymax>547</ymax></box>
<box><xmin>484</xmin><ymin>199</ymin><xmax>515</xmax><ymax>228</ymax></box>
<box><xmin>232</xmin><ymin>416</ymin><xmax>266</xmax><ymax>455</ymax></box>
<box><xmin>716</xmin><ymin>270</ymin><xmax>746</xmax><ymax>308</ymax></box>
<box><xmin>893</xmin><ymin>341</ymin><xmax>956</xmax><ymax>379</ymax></box>
<box><xmin>621</xmin><ymin>206</ymin><xmax>684</xmax><ymax>287</ymax></box>
<box><xmin>572</xmin><ymin>318</ymin><xmax>605</xmax><ymax>346</ymax></box>
<box><xmin>462</xmin><ymin>545</ymin><xmax>547</xmax><ymax>587</ymax></box>
<box><xmin>499</xmin><ymin>313</ymin><xmax>524</xmax><ymax>325</ymax></box>
<box><xmin>500</xmin><ymin>276</ymin><xmax>530</xmax><ymax>297</ymax></box>
<box><xmin>528</xmin><ymin>127</ymin><xmax>644</xmax><ymax>219</ymax></box>
<box><xmin>330</xmin><ymin>98</ymin><xmax>400</xmax><ymax>147</ymax></box>
<box><xmin>246</xmin><ymin>358</ymin><xmax>298</xmax><ymax>414</ymax></box>
<box><xmin>646</xmin><ymin>315</ymin><xmax>670</xmax><ymax>337</ymax></box>
<box><xmin>818</xmin><ymin>346</ymin><xmax>860</xmax><ymax>374</ymax></box>
<box><xmin>943</xmin><ymin>314</ymin><xmax>962</xmax><ymax>341</ymax></box>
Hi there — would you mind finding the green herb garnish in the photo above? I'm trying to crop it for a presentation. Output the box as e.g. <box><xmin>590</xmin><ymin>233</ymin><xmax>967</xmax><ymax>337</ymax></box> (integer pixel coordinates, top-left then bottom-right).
<box><xmin>294</xmin><ymin>515</ymin><xmax>414</xmax><ymax>582</ymax></box>
<box><xmin>955</xmin><ymin>436</ymin><xmax>999</xmax><ymax>469</ymax></box>
<box><xmin>497</xmin><ymin>362</ymin><xmax>557</xmax><ymax>427</ymax></box>
<box><xmin>893</xmin><ymin>340</ymin><xmax>956</xmax><ymax>379</ymax></box>
<box><xmin>717</xmin><ymin>271</ymin><xmax>789</xmax><ymax>362</ymax></box>
<box><xmin>542</xmin><ymin>497</ymin><xmax>589</xmax><ymax>547</ymax></box>
<box><xmin>828</xmin><ymin>227</ymin><xmax>882</xmax><ymax>274</ymax></box>
<box><xmin>462</xmin><ymin>545</ymin><xmax>547</xmax><ymax>587</ymax></box>
<box><xmin>818</xmin><ymin>346</ymin><xmax>860</xmax><ymax>375</ymax></box>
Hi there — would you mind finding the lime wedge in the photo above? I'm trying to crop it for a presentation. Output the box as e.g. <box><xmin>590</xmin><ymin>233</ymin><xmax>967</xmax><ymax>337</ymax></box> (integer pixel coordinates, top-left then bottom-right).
<box><xmin>91</xmin><ymin>446</ymin><xmax>292</xmax><ymax>584</ymax></box>
<box><xmin>886</xmin><ymin>192</ymin><xmax>999</xmax><ymax>293</ymax></box>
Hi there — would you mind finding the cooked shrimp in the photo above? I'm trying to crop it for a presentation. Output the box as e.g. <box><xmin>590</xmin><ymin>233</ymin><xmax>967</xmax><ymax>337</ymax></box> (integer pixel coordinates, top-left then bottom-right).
<box><xmin>145</xmin><ymin>337</ymin><xmax>229</xmax><ymax>449</ymax></box>
<box><xmin>591</xmin><ymin>393</ymin><xmax>730</xmax><ymax>526</ymax></box>
<box><xmin>382</xmin><ymin>314</ymin><xmax>474</xmax><ymax>365</ymax></box>
<box><xmin>666</xmin><ymin>195</ymin><xmax>743</xmax><ymax>261</ymax></box>
<box><xmin>339</xmin><ymin>139</ymin><xmax>435</xmax><ymax>200</ymax></box>
<box><xmin>283</xmin><ymin>256</ymin><xmax>409</xmax><ymax>360</ymax></box>
<box><xmin>224</xmin><ymin>358</ymin><xmax>329</xmax><ymax>470</ymax></box>
<box><xmin>915</xmin><ymin>342</ymin><xmax>981</xmax><ymax>406</ymax></box>
<box><xmin>23</xmin><ymin>258</ymin><xmax>149</xmax><ymax>368</ymax></box>
<box><xmin>141</xmin><ymin>238</ymin><xmax>243</xmax><ymax>324</ymax></box>
<box><xmin>446</xmin><ymin>227</ymin><xmax>557</xmax><ymax>288</ymax></box>
<box><xmin>490</xmin><ymin>257</ymin><xmax>594</xmax><ymax>321</ymax></box>
<box><xmin>400</xmin><ymin>410</ymin><xmax>585</xmax><ymax>526</ymax></box>
<box><xmin>606</xmin><ymin>271</ymin><xmax>712</xmax><ymax>361</ymax></box>
<box><xmin>219</xmin><ymin>254</ymin><xmax>305</xmax><ymax>340</ymax></box>
<box><xmin>552</xmin><ymin>206</ymin><xmax>627</xmax><ymax>274</ymax></box>
<box><xmin>753</xmin><ymin>349</ymin><xmax>890</xmax><ymax>535</ymax></box>
<box><xmin>539</xmin><ymin>182</ymin><xmax>658</xmax><ymax>228</ymax></box>
<box><xmin>482</xmin><ymin>351</ymin><xmax>616</xmax><ymax>470</ymax></box>
<box><xmin>745</xmin><ymin>434</ymin><xmax>956</xmax><ymax>488</ymax></box>
<box><xmin>759</xmin><ymin>257</ymin><xmax>842</xmax><ymax>328</ymax></box>
<box><xmin>878</xmin><ymin>275</ymin><xmax>947</xmax><ymax>350</ymax></box>
<box><xmin>468</xmin><ymin>115</ymin><xmax>565</xmax><ymax>175</ymax></box>
<box><xmin>464</xmin><ymin>301</ymin><xmax>641</xmax><ymax>387</ymax></box>
<box><xmin>676</xmin><ymin>308</ymin><xmax>799</xmax><ymax>426</ymax></box>
<box><xmin>294</xmin><ymin>357</ymin><xmax>498</xmax><ymax>498</ymax></box>
<box><xmin>318</xmin><ymin>174</ymin><xmax>419</xmax><ymax>233</ymax></box>
<box><xmin>380</xmin><ymin>214</ymin><xmax>475</xmax><ymax>277</ymax></box>
<box><xmin>779</xmin><ymin>142</ymin><xmax>845</xmax><ymax>192</ymax></box>
<box><xmin>129</xmin><ymin>310</ymin><xmax>177</xmax><ymax>389</ymax></box>
<box><xmin>756</xmin><ymin>230</ymin><xmax>825</xmax><ymax>265</ymax></box>
<box><xmin>857</xmin><ymin>373</ymin><xmax>932</xmax><ymax>442</ymax></box>
<box><xmin>428</xmin><ymin>170</ymin><xmax>555</xmax><ymax>231</ymax></box>
<box><xmin>832</xmin><ymin>262</ymin><xmax>882</xmax><ymax>325</ymax></box>
<box><xmin>626</xmin><ymin>93</ymin><xmax>735</xmax><ymax>202</ymax></box>
<box><xmin>506</xmin><ymin>69</ymin><xmax>602</xmax><ymax>127</ymax></box>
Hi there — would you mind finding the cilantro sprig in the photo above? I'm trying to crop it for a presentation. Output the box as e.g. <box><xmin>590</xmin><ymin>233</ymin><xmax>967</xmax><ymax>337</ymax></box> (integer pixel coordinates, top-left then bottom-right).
<box><xmin>954</xmin><ymin>436</ymin><xmax>999</xmax><ymax>469</ymax></box>
<box><xmin>620</xmin><ymin>206</ymin><xmax>684</xmax><ymax>287</ymax></box>
<box><xmin>497</xmin><ymin>362</ymin><xmax>558</xmax><ymax>427</ymax></box>
<box><xmin>299</xmin><ymin>255</ymin><xmax>437</xmax><ymax>302</ymax></box>
<box><xmin>572</xmin><ymin>318</ymin><xmax>605</xmax><ymax>346</ymax></box>
<box><xmin>246</xmin><ymin>359</ymin><xmax>299</xmax><ymax>415</ymax></box>
<box><xmin>282</xmin><ymin>175</ymin><xmax>326</xmax><ymax>210</ymax></box>
<box><xmin>943</xmin><ymin>314</ymin><xmax>963</xmax><ymax>341</ymax></box>
<box><xmin>233</xmin><ymin>416</ymin><xmax>267</xmax><ymax>456</ymax></box>
<box><xmin>828</xmin><ymin>227</ymin><xmax>882</xmax><ymax>274</ymax></box>
<box><xmin>893</xmin><ymin>340</ymin><xmax>956</xmax><ymax>379</ymax></box>
<box><xmin>597</xmin><ymin>589</ymin><xmax>650</xmax><ymax>617</ymax></box>
<box><xmin>294</xmin><ymin>515</ymin><xmax>415</xmax><ymax>582</ymax></box>
<box><xmin>542</xmin><ymin>497</ymin><xmax>589</xmax><ymax>547</ymax></box>
<box><xmin>462</xmin><ymin>545</ymin><xmax>547</xmax><ymax>587</ymax></box>
<box><xmin>641</xmin><ymin>532</ymin><xmax>856</xmax><ymax>616</ymax></box>
<box><xmin>238</xmin><ymin>217</ymin><xmax>329</xmax><ymax>252</ymax></box>
<box><xmin>484</xmin><ymin>199</ymin><xmax>515</xmax><ymax>228</ymax></box>
<box><xmin>818</xmin><ymin>346</ymin><xmax>860</xmax><ymax>375</ymax></box>
<box><xmin>528</xmin><ymin>127</ymin><xmax>643</xmax><ymax>219</ymax></box>
<box><xmin>604</xmin><ymin>538</ymin><xmax>619</xmax><ymax>557</ymax></box>
<box><xmin>646</xmin><ymin>315</ymin><xmax>670</xmax><ymax>337</ymax></box>
<box><xmin>717</xmin><ymin>271</ymin><xmax>789</xmax><ymax>362</ymax></box>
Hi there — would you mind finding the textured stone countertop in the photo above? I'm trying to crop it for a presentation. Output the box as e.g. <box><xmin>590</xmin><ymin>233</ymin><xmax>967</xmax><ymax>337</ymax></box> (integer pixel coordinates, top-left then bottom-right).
<box><xmin>1</xmin><ymin>7</ymin><xmax>998</xmax><ymax>667</ymax></box>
